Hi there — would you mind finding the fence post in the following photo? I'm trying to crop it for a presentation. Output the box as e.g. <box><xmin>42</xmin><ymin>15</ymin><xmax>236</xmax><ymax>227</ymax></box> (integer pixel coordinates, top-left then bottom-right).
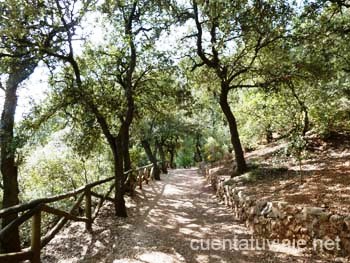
<box><xmin>145</xmin><ymin>168</ymin><xmax>149</xmax><ymax>184</ymax></box>
<box><xmin>150</xmin><ymin>166</ymin><xmax>154</xmax><ymax>181</ymax></box>
<box><xmin>31</xmin><ymin>210</ymin><xmax>41</xmax><ymax>263</ymax></box>
<box><xmin>138</xmin><ymin>170</ymin><xmax>142</xmax><ymax>189</ymax></box>
<box><xmin>85</xmin><ymin>187</ymin><xmax>92</xmax><ymax>231</ymax></box>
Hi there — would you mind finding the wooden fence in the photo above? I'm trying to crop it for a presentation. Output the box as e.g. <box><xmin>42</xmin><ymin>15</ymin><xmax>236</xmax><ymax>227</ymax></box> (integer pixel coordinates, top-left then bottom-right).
<box><xmin>0</xmin><ymin>163</ymin><xmax>156</xmax><ymax>263</ymax></box>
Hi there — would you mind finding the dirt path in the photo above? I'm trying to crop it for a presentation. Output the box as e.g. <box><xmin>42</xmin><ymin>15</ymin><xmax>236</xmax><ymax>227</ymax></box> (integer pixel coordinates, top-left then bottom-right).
<box><xmin>42</xmin><ymin>169</ymin><xmax>330</xmax><ymax>263</ymax></box>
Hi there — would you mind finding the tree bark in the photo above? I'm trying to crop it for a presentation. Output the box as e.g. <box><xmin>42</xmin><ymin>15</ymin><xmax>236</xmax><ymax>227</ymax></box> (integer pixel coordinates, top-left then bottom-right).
<box><xmin>194</xmin><ymin>133</ymin><xmax>203</xmax><ymax>162</ymax></box>
<box><xmin>289</xmin><ymin>82</ymin><xmax>309</xmax><ymax>136</ymax></box>
<box><xmin>0</xmin><ymin>84</ymin><xmax>21</xmax><ymax>253</ymax></box>
<box><xmin>113</xmin><ymin>136</ymin><xmax>127</xmax><ymax>217</ymax></box>
<box><xmin>0</xmin><ymin>62</ymin><xmax>36</xmax><ymax>254</ymax></box>
<box><xmin>168</xmin><ymin>145</ymin><xmax>176</xmax><ymax>169</ymax></box>
<box><xmin>141</xmin><ymin>139</ymin><xmax>161</xmax><ymax>180</ymax></box>
<box><xmin>192</xmin><ymin>0</ymin><xmax>247</xmax><ymax>175</ymax></box>
<box><xmin>123</xmin><ymin>132</ymin><xmax>131</xmax><ymax>172</ymax></box>
<box><xmin>156</xmin><ymin>140</ymin><xmax>168</xmax><ymax>174</ymax></box>
<box><xmin>219</xmin><ymin>86</ymin><xmax>247</xmax><ymax>175</ymax></box>
<box><xmin>122</xmin><ymin>126</ymin><xmax>135</xmax><ymax>194</ymax></box>
<box><xmin>266</xmin><ymin>124</ymin><xmax>273</xmax><ymax>144</ymax></box>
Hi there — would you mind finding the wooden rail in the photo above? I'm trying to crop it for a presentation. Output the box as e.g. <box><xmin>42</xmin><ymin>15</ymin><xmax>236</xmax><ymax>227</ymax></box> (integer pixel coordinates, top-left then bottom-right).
<box><xmin>0</xmin><ymin>163</ymin><xmax>156</xmax><ymax>263</ymax></box>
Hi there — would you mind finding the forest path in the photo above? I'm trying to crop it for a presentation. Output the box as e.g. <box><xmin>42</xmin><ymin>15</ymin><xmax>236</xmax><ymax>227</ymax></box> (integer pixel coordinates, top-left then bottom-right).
<box><xmin>42</xmin><ymin>169</ymin><xmax>322</xmax><ymax>263</ymax></box>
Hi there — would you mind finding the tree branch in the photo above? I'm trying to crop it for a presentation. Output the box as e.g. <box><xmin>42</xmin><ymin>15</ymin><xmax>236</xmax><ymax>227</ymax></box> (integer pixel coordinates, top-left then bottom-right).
<box><xmin>192</xmin><ymin>0</ymin><xmax>216</xmax><ymax>68</ymax></box>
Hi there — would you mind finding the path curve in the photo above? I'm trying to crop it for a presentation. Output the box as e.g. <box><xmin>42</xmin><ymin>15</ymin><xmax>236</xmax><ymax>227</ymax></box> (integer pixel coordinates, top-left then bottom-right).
<box><xmin>42</xmin><ymin>169</ymin><xmax>327</xmax><ymax>263</ymax></box>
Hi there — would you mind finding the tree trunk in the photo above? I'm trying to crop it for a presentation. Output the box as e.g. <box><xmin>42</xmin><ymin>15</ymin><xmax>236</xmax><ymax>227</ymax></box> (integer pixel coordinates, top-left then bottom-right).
<box><xmin>122</xmin><ymin>126</ymin><xmax>135</xmax><ymax>194</ymax></box>
<box><xmin>219</xmin><ymin>86</ymin><xmax>247</xmax><ymax>175</ymax></box>
<box><xmin>156</xmin><ymin>141</ymin><xmax>168</xmax><ymax>174</ymax></box>
<box><xmin>194</xmin><ymin>133</ymin><xmax>203</xmax><ymax>162</ymax></box>
<box><xmin>168</xmin><ymin>146</ymin><xmax>176</xmax><ymax>169</ymax></box>
<box><xmin>113</xmin><ymin>137</ymin><xmax>127</xmax><ymax>217</ymax></box>
<box><xmin>266</xmin><ymin>125</ymin><xmax>273</xmax><ymax>144</ymax></box>
<box><xmin>141</xmin><ymin>139</ymin><xmax>161</xmax><ymax>180</ymax></box>
<box><xmin>302</xmin><ymin>107</ymin><xmax>309</xmax><ymax>137</ymax></box>
<box><xmin>0</xmin><ymin>62</ymin><xmax>36</xmax><ymax>254</ymax></box>
<box><xmin>122</xmin><ymin>129</ymin><xmax>132</xmax><ymax>172</ymax></box>
<box><xmin>289</xmin><ymin>82</ymin><xmax>309</xmax><ymax>136</ymax></box>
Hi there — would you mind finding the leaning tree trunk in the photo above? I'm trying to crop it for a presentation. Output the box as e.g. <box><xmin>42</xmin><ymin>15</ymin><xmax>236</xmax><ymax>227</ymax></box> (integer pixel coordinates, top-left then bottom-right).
<box><xmin>219</xmin><ymin>86</ymin><xmax>247</xmax><ymax>175</ymax></box>
<box><xmin>0</xmin><ymin>62</ymin><xmax>36</xmax><ymax>254</ymax></box>
<box><xmin>0</xmin><ymin>83</ymin><xmax>21</xmax><ymax>253</ymax></box>
<box><xmin>141</xmin><ymin>139</ymin><xmax>161</xmax><ymax>180</ymax></box>
<box><xmin>113</xmin><ymin>136</ymin><xmax>127</xmax><ymax>217</ymax></box>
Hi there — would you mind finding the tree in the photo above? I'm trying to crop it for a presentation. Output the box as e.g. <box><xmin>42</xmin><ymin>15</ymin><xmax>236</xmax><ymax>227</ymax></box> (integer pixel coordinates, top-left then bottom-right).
<box><xmin>37</xmin><ymin>0</ymin><xmax>172</xmax><ymax>216</ymax></box>
<box><xmin>0</xmin><ymin>0</ymin><xmax>80</xmax><ymax>253</ymax></box>
<box><xmin>183</xmin><ymin>0</ymin><xmax>293</xmax><ymax>174</ymax></box>
<box><xmin>0</xmin><ymin>1</ymin><xmax>40</xmax><ymax>252</ymax></box>
<box><xmin>0</xmin><ymin>59</ymin><xmax>37</xmax><ymax>253</ymax></box>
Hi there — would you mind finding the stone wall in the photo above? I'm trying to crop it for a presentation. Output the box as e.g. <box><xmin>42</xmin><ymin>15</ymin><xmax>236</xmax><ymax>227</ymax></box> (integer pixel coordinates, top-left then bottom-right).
<box><xmin>205</xmin><ymin>167</ymin><xmax>350</xmax><ymax>255</ymax></box>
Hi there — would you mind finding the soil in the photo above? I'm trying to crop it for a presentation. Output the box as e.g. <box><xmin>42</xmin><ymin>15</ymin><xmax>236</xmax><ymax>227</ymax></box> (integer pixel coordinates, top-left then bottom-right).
<box><xmin>213</xmin><ymin>132</ymin><xmax>350</xmax><ymax>216</ymax></box>
<box><xmin>41</xmin><ymin>169</ymin><xmax>338</xmax><ymax>262</ymax></box>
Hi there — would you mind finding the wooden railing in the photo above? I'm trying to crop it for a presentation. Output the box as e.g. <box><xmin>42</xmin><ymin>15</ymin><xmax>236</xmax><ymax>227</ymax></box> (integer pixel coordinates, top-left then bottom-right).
<box><xmin>0</xmin><ymin>163</ymin><xmax>156</xmax><ymax>263</ymax></box>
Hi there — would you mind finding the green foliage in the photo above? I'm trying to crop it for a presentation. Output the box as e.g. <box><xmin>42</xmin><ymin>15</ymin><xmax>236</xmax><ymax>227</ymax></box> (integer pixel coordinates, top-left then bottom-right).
<box><xmin>235</xmin><ymin>89</ymin><xmax>295</xmax><ymax>149</ymax></box>
<box><xmin>19</xmin><ymin>131</ymin><xmax>112</xmax><ymax>200</ymax></box>
<box><xmin>203</xmin><ymin>137</ymin><xmax>228</xmax><ymax>163</ymax></box>
<box><xmin>285</xmin><ymin>133</ymin><xmax>308</xmax><ymax>161</ymax></box>
<box><xmin>175</xmin><ymin>137</ymin><xmax>195</xmax><ymax>168</ymax></box>
<box><xmin>308</xmin><ymin>84</ymin><xmax>350</xmax><ymax>137</ymax></box>
<box><xmin>129</xmin><ymin>145</ymin><xmax>148</xmax><ymax>167</ymax></box>
<box><xmin>1</xmin><ymin>0</ymin><xmax>350</xmax><ymax>226</ymax></box>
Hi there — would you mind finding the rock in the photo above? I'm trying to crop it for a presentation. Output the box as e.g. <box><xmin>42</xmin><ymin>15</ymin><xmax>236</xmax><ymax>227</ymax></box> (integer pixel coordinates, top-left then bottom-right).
<box><xmin>255</xmin><ymin>200</ymin><xmax>268</xmax><ymax>216</ymax></box>
<box><xmin>284</xmin><ymin>205</ymin><xmax>300</xmax><ymax>214</ymax></box>
<box><xmin>208</xmin><ymin>167</ymin><xmax>221</xmax><ymax>175</ymax></box>
<box><xmin>319</xmin><ymin>212</ymin><xmax>331</xmax><ymax>222</ymax></box>
<box><xmin>286</xmin><ymin>230</ymin><xmax>294</xmax><ymax>238</ymax></box>
<box><xmin>258</xmin><ymin>216</ymin><xmax>268</xmax><ymax>225</ymax></box>
<box><xmin>287</xmin><ymin>215</ymin><xmax>294</xmax><ymax>223</ymax></box>
<box><xmin>270</xmin><ymin>221</ymin><xmax>278</xmax><ymax>231</ymax></box>
<box><xmin>330</xmin><ymin>215</ymin><xmax>344</xmax><ymax>229</ymax></box>
<box><xmin>334</xmin><ymin>257</ymin><xmax>347</xmax><ymax>263</ymax></box>
<box><xmin>295</xmin><ymin>213</ymin><xmax>304</xmax><ymax>222</ymax></box>
<box><xmin>254</xmin><ymin>224</ymin><xmax>262</xmax><ymax>234</ymax></box>
<box><xmin>311</xmin><ymin>218</ymin><xmax>319</xmax><ymax>229</ymax></box>
<box><xmin>277</xmin><ymin>201</ymin><xmax>288</xmax><ymax>209</ymax></box>
<box><xmin>302</xmin><ymin>207</ymin><xmax>329</xmax><ymax>220</ymax></box>
<box><xmin>342</xmin><ymin>238</ymin><xmax>350</xmax><ymax>254</ymax></box>
<box><xmin>249</xmin><ymin>206</ymin><xmax>256</xmax><ymax>216</ymax></box>
<box><xmin>207</xmin><ymin>162</ymin><xmax>350</xmax><ymax>257</ymax></box>
<box><xmin>261</xmin><ymin>202</ymin><xmax>272</xmax><ymax>216</ymax></box>
<box><xmin>293</xmin><ymin>224</ymin><xmax>302</xmax><ymax>233</ymax></box>
<box><xmin>253</xmin><ymin>217</ymin><xmax>260</xmax><ymax>224</ymax></box>
<box><xmin>267</xmin><ymin>206</ymin><xmax>285</xmax><ymax>219</ymax></box>
<box><xmin>344</xmin><ymin>216</ymin><xmax>350</xmax><ymax>230</ymax></box>
<box><xmin>300</xmin><ymin>227</ymin><xmax>308</xmax><ymax>234</ymax></box>
<box><xmin>223</xmin><ymin>178</ymin><xmax>235</xmax><ymax>186</ymax></box>
<box><xmin>237</xmin><ymin>190</ymin><xmax>246</xmax><ymax>200</ymax></box>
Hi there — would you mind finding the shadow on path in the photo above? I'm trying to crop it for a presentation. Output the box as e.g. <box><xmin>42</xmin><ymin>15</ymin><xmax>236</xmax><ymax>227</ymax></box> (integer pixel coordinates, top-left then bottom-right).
<box><xmin>42</xmin><ymin>168</ymin><xmax>333</xmax><ymax>263</ymax></box>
